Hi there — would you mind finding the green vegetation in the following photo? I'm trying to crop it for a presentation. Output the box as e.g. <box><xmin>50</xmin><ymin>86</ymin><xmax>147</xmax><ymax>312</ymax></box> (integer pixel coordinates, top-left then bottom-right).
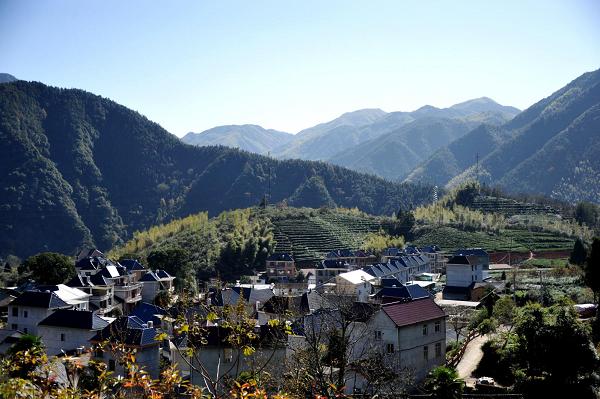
<box><xmin>411</xmin><ymin>183</ymin><xmax>590</xmax><ymax>252</ymax></box>
<box><xmin>475</xmin><ymin>302</ymin><xmax>598</xmax><ymax>398</ymax></box>
<box><xmin>0</xmin><ymin>80</ymin><xmax>433</xmax><ymax>260</ymax></box>
<box><xmin>109</xmin><ymin>206</ymin><xmax>398</xmax><ymax>281</ymax></box>
<box><xmin>18</xmin><ymin>252</ymin><xmax>76</xmax><ymax>285</ymax></box>
<box><xmin>405</xmin><ymin>68</ymin><xmax>600</xmax><ymax>205</ymax></box>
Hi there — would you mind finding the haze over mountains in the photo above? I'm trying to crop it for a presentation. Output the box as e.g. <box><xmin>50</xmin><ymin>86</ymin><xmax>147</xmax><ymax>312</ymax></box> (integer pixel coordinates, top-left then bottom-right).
<box><xmin>0</xmin><ymin>79</ymin><xmax>432</xmax><ymax>259</ymax></box>
<box><xmin>183</xmin><ymin>69</ymin><xmax>600</xmax><ymax>204</ymax></box>
<box><xmin>182</xmin><ymin>97</ymin><xmax>521</xmax><ymax>179</ymax></box>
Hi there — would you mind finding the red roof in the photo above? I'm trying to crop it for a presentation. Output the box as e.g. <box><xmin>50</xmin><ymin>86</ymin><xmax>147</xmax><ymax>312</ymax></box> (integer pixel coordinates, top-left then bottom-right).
<box><xmin>382</xmin><ymin>298</ymin><xmax>446</xmax><ymax>327</ymax></box>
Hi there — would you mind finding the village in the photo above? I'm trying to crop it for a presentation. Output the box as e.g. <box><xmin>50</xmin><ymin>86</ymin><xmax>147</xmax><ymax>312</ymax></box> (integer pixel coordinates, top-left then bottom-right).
<box><xmin>0</xmin><ymin>243</ymin><xmax>536</xmax><ymax>397</ymax></box>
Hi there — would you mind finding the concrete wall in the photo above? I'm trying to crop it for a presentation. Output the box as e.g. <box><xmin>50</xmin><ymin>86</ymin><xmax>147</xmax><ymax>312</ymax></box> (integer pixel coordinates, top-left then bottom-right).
<box><xmin>8</xmin><ymin>306</ymin><xmax>55</xmax><ymax>335</ymax></box>
<box><xmin>141</xmin><ymin>281</ymin><xmax>160</xmax><ymax>303</ymax></box>
<box><xmin>97</xmin><ymin>345</ymin><xmax>160</xmax><ymax>379</ymax></box>
<box><xmin>38</xmin><ymin>326</ymin><xmax>98</xmax><ymax>355</ymax></box>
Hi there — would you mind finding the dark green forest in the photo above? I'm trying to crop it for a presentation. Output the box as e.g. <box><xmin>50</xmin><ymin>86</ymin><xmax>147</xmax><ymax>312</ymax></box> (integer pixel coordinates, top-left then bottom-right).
<box><xmin>0</xmin><ymin>81</ymin><xmax>433</xmax><ymax>259</ymax></box>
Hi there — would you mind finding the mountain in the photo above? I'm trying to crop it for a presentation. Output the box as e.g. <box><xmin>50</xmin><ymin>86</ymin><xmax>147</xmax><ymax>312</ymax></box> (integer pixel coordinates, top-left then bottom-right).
<box><xmin>0</xmin><ymin>73</ymin><xmax>17</xmax><ymax>83</ymax></box>
<box><xmin>329</xmin><ymin>117</ymin><xmax>485</xmax><ymax>180</ymax></box>
<box><xmin>326</xmin><ymin>99</ymin><xmax>519</xmax><ymax>180</ymax></box>
<box><xmin>274</xmin><ymin>98</ymin><xmax>518</xmax><ymax>170</ymax></box>
<box><xmin>404</xmin><ymin>124</ymin><xmax>513</xmax><ymax>186</ymax></box>
<box><xmin>273</xmin><ymin>108</ymin><xmax>388</xmax><ymax>160</ymax></box>
<box><xmin>407</xmin><ymin>68</ymin><xmax>600</xmax><ymax>203</ymax></box>
<box><xmin>181</xmin><ymin>124</ymin><xmax>293</xmax><ymax>155</ymax></box>
<box><xmin>0</xmin><ymin>80</ymin><xmax>433</xmax><ymax>259</ymax></box>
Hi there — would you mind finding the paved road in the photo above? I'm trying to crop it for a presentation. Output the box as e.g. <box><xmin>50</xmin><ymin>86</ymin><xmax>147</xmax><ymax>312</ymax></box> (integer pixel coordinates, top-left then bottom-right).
<box><xmin>456</xmin><ymin>334</ymin><xmax>489</xmax><ymax>380</ymax></box>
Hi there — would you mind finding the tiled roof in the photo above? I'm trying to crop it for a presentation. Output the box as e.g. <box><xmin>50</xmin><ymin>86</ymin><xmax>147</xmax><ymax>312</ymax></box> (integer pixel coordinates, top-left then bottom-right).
<box><xmin>156</xmin><ymin>270</ymin><xmax>173</xmax><ymax>279</ymax></box>
<box><xmin>11</xmin><ymin>291</ymin><xmax>71</xmax><ymax>309</ymax></box>
<box><xmin>90</xmin><ymin>316</ymin><xmax>157</xmax><ymax>347</ymax></box>
<box><xmin>382</xmin><ymin>298</ymin><xmax>445</xmax><ymax>327</ymax></box>
<box><xmin>39</xmin><ymin>309</ymin><xmax>110</xmax><ymax>330</ymax></box>
<box><xmin>447</xmin><ymin>255</ymin><xmax>472</xmax><ymax>265</ymax></box>
<box><xmin>266</xmin><ymin>253</ymin><xmax>294</xmax><ymax>262</ymax></box>
<box><xmin>454</xmin><ymin>248</ymin><xmax>488</xmax><ymax>257</ymax></box>
<box><xmin>319</xmin><ymin>259</ymin><xmax>350</xmax><ymax>269</ymax></box>
<box><xmin>120</xmin><ymin>259</ymin><xmax>147</xmax><ymax>271</ymax></box>
<box><xmin>140</xmin><ymin>271</ymin><xmax>160</xmax><ymax>282</ymax></box>
<box><xmin>131</xmin><ymin>302</ymin><xmax>167</xmax><ymax>325</ymax></box>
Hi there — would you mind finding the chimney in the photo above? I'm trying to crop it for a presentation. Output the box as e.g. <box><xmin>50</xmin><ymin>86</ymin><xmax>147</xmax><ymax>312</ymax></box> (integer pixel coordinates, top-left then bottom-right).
<box><xmin>147</xmin><ymin>321</ymin><xmax>154</xmax><ymax>328</ymax></box>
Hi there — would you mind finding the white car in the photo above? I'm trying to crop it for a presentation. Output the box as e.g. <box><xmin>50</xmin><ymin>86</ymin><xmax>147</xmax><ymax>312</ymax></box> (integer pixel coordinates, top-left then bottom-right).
<box><xmin>476</xmin><ymin>377</ymin><xmax>495</xmax><ymax>386</ymax></box>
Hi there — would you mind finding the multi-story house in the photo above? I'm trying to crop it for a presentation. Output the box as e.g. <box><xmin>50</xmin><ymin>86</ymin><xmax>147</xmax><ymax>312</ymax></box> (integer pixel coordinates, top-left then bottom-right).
<box><xmin>325</xmin><ymin>250</ymin><xmax>377</xmax><ymax>269</ymax></box>
<box><xmin>334</xmin><ymin>270</ymin><xmax>376</xmax><ymax>302</ymax></box>
<box><xmin>67</xmin><ymin>274</ymin><xmax>120</xmax><ymax>316</ymax></box>
<box><xmin>443</xmin><ymin>249</ymin><xmax>490</xmax><ymax>300</ymax></box>
<box><xmin>139</xmin><ymin>270</ymin><xmax>175</xmax><ymax>303</ymax></box>
<box><xmin>8</xmin><ymin>291</ymin><xmax>72</xmax><ymax>335</ymax></box>
<box><xmin>347</xmin><ymin>298</ymin><xmax>446</xmax><ymax>394</ymax></box>
<box><xmin>316</xmin><ymin>259</ymin><xmax>350</xmax><ymax>286</ymax></box>
<box><xmin>90</xmin><ymin>316</ymin><xmax>160</xmax><ymax>378</ymax></box>
<box><xmin>265</xmin><ymin>253</ymin><xmax>296</xmax><ymax>282</ymax></box>
<box><xmin>363</xmin><ymin>254</ymin><xmax>430</xmax><ymax>284</ymax></box>
<box><xmin>38</xmin><ymin>309</ymin><xmax>111</xmax><ymax>355</ymax></box>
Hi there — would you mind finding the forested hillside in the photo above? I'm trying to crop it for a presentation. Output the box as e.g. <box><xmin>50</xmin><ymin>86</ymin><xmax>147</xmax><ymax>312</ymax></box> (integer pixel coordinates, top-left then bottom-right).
<box><xmin>109</xmin><ymin>206</ymin><xmax>403</xmax><ymax>280</ymax></box>
<box><xmin>407</xmin><ymin>68</ymin><xmax>600</xmax><ymax>204</ymax></box>
<box><xmin>0</xmin><ymin>81</ymin><xmax>432</xmax><ymax>259</ymax></box>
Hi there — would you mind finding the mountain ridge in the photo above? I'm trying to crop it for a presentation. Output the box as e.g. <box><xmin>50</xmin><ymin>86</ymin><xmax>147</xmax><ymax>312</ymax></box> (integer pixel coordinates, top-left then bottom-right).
<box><xmin>0</xmin><ymin>80</ymin><xmax>433</xmax><ymax>259</ymax></box>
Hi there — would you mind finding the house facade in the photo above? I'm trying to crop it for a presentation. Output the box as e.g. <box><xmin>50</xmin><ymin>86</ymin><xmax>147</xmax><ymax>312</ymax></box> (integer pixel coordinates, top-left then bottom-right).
<box><xmin>38</xmin><ymin>309</ymin><xmax>111</xmax><ymax>355</ymax></box>
<box><xmin>8</xmin><ymin>291</ymin><xmax>72</xmax><ymax>335</ymax></box>
<box><xmin>265</xmin><ymin>253</ymin><xmax>296</xmax><ymax>282</ymax></box>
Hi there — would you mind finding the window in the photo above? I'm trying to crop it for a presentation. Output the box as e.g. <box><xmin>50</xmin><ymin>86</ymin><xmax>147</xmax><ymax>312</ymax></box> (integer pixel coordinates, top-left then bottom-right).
<box><xmin>60</xmin><ymin>333</ymin><xmax>65</xmax><ymax>342</ymax></box>
<box><xmin>23</xmin><ymin>328</ymin><xmax>28</xmax><ymax>334</ymax></box>
<box><xmin>386</xmin><ymin>343</ymin><xmax>394</xmax><ymax>353</ymax></box>
<box><xmin>11</xmin><ymin>324</ymin><xmax>17</xmax><ymax>330</ymax></box>
<box><xmin>108</xmin><ymin>359</ymin><xmax>115</xmax><ymax>371</ymax></box>
<box><xmin>423</xmin><ymin>345</ymin><xmax>428</xmax><ymax>360</ymax></box>
<box><xmin>94</xmin><ymin>348</ymin><xmax>103</xmax><ymax>357</ymax></box>
<box><xmin>435</xmin><ymin>342</ymin><xmax>442</xmax><ymax>358</ymax></box>
<box><xmin>422</xmin><ymin>324</ymin><xmax>428</xmax><ymax>336</ymax></box>
<box><xmin>435</xmin><ymin>320</ymin><xmax>441</xmax><ymax>333</ymax></box>
<box><xmin>23</xmin><ymin>310</ymin><xmax>28</xmax><ymax>318</ymax></box>
<box><xmin>374</xmin><ymin>330</ymin><xmax>382</xmax><ymax>340</ymax></box>
<box><xmin>11</xmin><ymin>307</ymin><xmax>18</xmax><ymax>317</ymax></box>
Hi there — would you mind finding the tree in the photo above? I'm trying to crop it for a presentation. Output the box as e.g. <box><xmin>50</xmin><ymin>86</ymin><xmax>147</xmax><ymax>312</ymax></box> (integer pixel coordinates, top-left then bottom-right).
<box><xmin>492</xmin><ymin>296</ymin><xmax>516</xmax><ymax>330</ymax></box>
<box><xmin>424</xmin><ymin>366</ymin><xmax>464</xmax><ymax>399</ymax></box>
<box><xmin>570</xmin><ymin>238</ymin><xmax>588</xmax><ymax>265</ymax></box>
<box><xmin>19</xmin><ymin>252</ymin><xmax>76</xmax><ymax>285</ymax></box>
<box><xmin>584</xmin><ymin>238</ymin><xmax>600</xmax><ymax>303</ymax></box>
<box><xmin>575</xmin><ymin>202</ymin><xmax>599</xmax><ymax>228</ymax></box>
<box><xmin>454</xmin><ymin>183</ymin><xmax>479</xmax><ymax>207</ymax></box>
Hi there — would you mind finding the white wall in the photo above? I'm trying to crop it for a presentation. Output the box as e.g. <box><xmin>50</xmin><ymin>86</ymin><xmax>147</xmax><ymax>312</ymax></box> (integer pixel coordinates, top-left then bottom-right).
<box><xmin>38</xmin><ymin>326</ymin><xmax>98</xmax><ymax>355</ymax></box>
<box><xmin>8</xmin><ymin>306</ymin><xmax>55</xmax><ymax>336</ymax></box>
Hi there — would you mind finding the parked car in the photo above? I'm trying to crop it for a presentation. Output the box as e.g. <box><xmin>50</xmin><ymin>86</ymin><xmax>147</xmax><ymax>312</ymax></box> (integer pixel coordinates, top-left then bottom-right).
<box><xmin>476</xmin><ymin>376</ymin><xmax>495</xmax><ymax>386</ymax></box>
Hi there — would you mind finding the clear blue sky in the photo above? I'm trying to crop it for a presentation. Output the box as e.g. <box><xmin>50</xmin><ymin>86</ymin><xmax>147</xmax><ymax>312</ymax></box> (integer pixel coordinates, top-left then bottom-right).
<box><xmin>1</xmin><ymin>1</ymin><xmax>599</xmax><ymax>136</ymax></box>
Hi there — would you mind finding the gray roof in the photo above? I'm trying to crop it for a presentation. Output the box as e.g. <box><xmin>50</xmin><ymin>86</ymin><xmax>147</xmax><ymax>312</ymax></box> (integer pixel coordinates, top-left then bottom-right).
<box><xmin>11</xmin><ymin>291</ymin><xmax>71</xmax><ymax>309</ymax></box>
<box><xmin>39</xmin><ymin>310</ymin><xmax>110</xmax><ymax>330</ymax></box>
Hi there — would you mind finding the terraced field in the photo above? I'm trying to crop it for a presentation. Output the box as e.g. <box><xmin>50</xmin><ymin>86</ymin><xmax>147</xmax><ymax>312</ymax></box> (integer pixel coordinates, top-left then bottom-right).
<box><xmin>263</xmin><ymin>208</ymin><xmax>385</xmax><ymax>265</ymax></box>
<box><xmin>471</xmin><ymin>196</ymin><xmax>561</xmax><ymax>217</ymax></box>
<box><xmin>411</xmin><ymin>226</ymin><xmax>575</xmax><ymax>253</ymax></box>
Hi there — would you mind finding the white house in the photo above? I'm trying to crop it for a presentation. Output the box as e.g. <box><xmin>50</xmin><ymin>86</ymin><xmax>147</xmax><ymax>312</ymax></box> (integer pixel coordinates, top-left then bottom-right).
<box><xmin>346</xmin><ymin>298</ymin><xmax>446</xmax><ymax>394</ymax></box>
<box><xmin>334</xmin><ymin>270</ymin><xmax>376</xmax><ymax>302</ymax></box>
<box><xmin>38</xmin><ymin>309</ymin><xmax>112</xmax><ymax>355</ymax></box>
<box><xmin>443</xmin><ymin>250</ymin><xmax>489</xmax><ymax>300</ymax></box>
<box><xmin>8</xmin><ymin>291</ymin><xmax>72</xmax><ymax>335</ymax></box>
<box><xmin>140</xmin><ymin>270</ymin><xmax>175</xmax><ymax>303</ymax></box>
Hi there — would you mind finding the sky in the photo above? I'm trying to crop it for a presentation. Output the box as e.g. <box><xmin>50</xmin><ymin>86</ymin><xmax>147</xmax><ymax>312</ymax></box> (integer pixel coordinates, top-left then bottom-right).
<box><xmin>1</xmin><ymin>1</ymin><xmax>599</xmax><ymax>137</ymax></box>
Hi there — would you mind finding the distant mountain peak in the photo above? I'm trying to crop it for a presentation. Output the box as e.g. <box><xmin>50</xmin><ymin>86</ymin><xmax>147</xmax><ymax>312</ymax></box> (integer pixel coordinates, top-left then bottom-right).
<box><xmin>0</xmin><ymin>73</ymin><xmax>18</xmax><ymax>83</ymax></box>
